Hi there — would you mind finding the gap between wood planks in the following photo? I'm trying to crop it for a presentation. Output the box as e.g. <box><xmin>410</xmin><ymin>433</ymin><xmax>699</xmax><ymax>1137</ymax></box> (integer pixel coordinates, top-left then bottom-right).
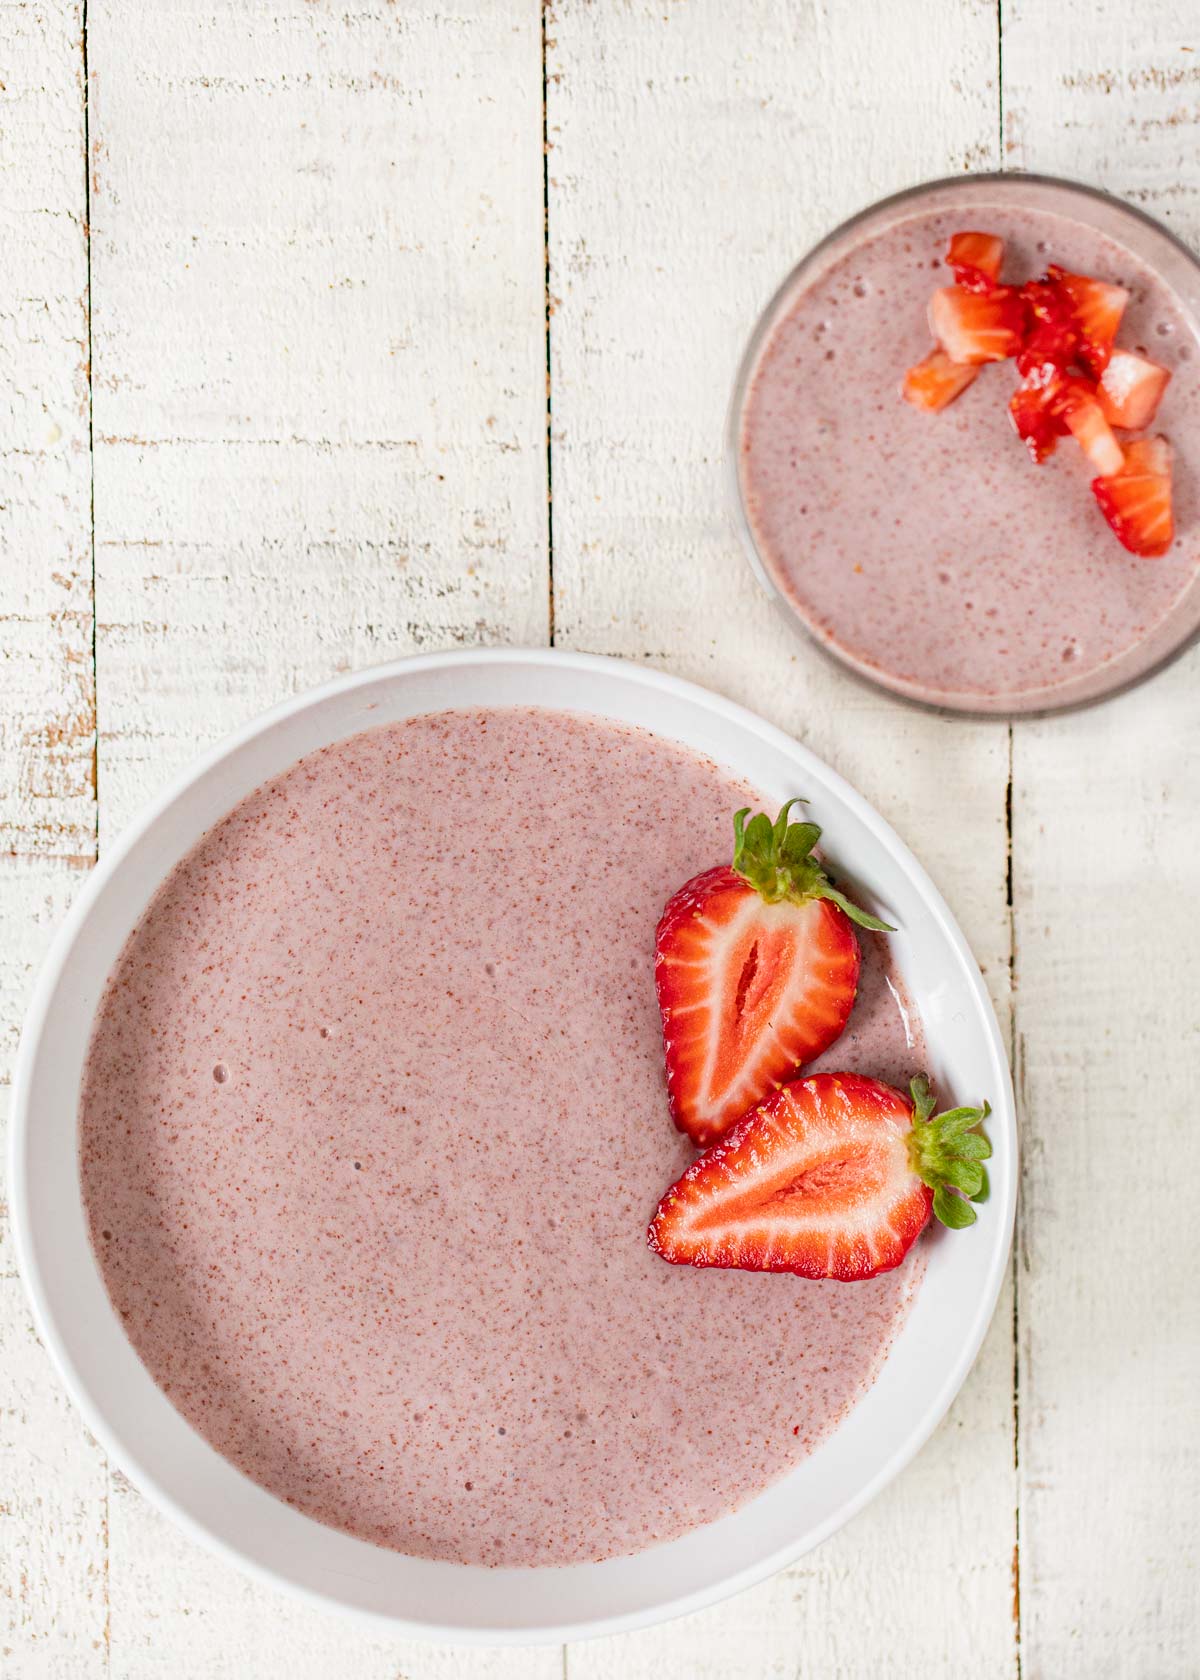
<box><xmin>80</xmin><ymin>0</ymin><xmax>110</xmax><ymax>1662</ymax></box>
<box><xmin>542</xmin><ymin>0</ymin><xmax>556</xmax><ymax>647</ymax></box>
<box><xmin>1006</xmin><ymin>720</ymin><xmax>1021</xmax><ymax>1678</ymax></box>
<box><xmin>997</xmin><ymin>5</ymin><xmax>1023</xmax><ymax>1668</ymax></box>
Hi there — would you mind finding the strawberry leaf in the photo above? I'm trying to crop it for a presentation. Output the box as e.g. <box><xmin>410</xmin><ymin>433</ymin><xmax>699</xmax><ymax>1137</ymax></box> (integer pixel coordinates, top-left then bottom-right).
<box><xmin>906</xmin><ymin>1077</ymin><xmax>992</xmax><ymax>1231</ymax></box>
<box><xmin>952</xmin><ymin>1131</ymin><xmax>992</xmax><ymax>1161</ymax></box>
<box><xmin>731</xmin><ymin>801</ymin><xmax>896</xmax><ymax>931</ymax></box>
<box><xmin>942</xmin><ymin>1158</ymin><xmax>985</xmax><ymax>1197</ymax></box>
<box><xmin>933</xmin><ymin>1185</ymin><xmax>977</xmax><ymax>1229</ymax></box>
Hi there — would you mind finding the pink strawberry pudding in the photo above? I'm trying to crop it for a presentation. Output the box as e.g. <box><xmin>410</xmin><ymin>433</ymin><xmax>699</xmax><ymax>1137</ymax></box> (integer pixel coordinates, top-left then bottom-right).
<box><xmin>734</xmin><ymin>176</ymin><xmax>1200</xmax><ymax>712</ymax></box>
<box><xmin>79</xmin><ymin>707</ymin><xmax>923</xmax><ymax>1567</ymax></box>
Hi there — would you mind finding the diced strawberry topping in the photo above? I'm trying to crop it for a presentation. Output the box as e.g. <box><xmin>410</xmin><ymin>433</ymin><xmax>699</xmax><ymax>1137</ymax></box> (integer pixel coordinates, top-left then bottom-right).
<box><xmin>647</xmin><ymin>1073</ymin><xmax>992</xmax><ymax>1282</ymax></box>
<box><xmin>1008</xmin><ymin>361</ymin><xmax>1071</xmax><ymax>463</ymax></box>
<box><xmin>903</xmin><ymin>235</ymin><xmax>1181</xmax><ymax>559</ymax></box>
<box><xmin>902</xmin><ymin>346</ymin><xmax>980</xmax><ymax>412</ymax></box>
<box><xmin>1097</xmin><ymin>349</ymin><xmax>1172</xmax><ymax>430</ymax></box>
<box><xmin>1092</xmin><ymin>436</ymin><xmax>1174</xmax><ymax>558</ymax></box>
<box><xmin>1059</xmin><ymin>380</ymin><xmax>1125</xmax><ymax>477</ymax></box>
<box><xmin>945</xmin><ymin>230</ymin><xmax>1005</xmax><ymax>293</ymax></box>
<box><xmin>1047</xmin><ymin>265</ymin><xmax>1129</xmax><ymax>375</ymax></box>
<box><xmin>928</xmin><ymin>285</ymin><xmax>1026</xmax><ymax>365</ymax></box>
<box><xmin>1015</xmin><ymin>279</ymin><xmax>1079</xmax><ymax>376</ymax></box>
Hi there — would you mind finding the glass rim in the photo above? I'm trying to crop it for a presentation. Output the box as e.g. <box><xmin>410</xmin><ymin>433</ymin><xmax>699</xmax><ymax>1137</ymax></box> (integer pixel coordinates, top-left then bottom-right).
<box><xmin>725</xmin><ymin>170</ymin><xmax>1200</xmax><ymax>721</ymax></box>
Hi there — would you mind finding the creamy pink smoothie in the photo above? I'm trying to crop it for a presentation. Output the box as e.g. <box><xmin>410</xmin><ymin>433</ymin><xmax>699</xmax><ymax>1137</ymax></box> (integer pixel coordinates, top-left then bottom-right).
<box><xmin>738</xmin><ymin>195</ymin><xmax>1200</xmax><ymax>710</ymax></box>
<box><xmin>79</xmin><ymin>707</ymin><xmax>924</xmax><ymax>1567</ymax></box>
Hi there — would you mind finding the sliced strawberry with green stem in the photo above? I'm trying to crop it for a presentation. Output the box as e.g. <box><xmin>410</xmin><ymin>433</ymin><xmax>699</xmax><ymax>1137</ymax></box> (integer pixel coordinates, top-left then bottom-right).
<box><xmin>655</xmin><ymin>801</ymin><xmax>893</xmax><ymax>1148</ymax></box>
<box><xmin>647</xmin><ymin>1072</ymin><xmax>992</xmax><ymax>1282</ymax></box>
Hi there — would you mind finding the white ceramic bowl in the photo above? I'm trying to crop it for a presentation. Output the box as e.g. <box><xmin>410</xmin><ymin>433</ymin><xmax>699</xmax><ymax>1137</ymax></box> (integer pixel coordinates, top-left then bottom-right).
<box><xmin>10</xmin><ymin>649</ymin><xmax>1015</xmax><ymax>1644</ymax></box>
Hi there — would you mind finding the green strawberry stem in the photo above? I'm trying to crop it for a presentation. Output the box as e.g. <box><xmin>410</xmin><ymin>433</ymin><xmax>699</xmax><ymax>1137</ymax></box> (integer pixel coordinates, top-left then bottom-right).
<box><xmin>731</xmin><ymin>799</ymin><xmax>895</xmax><ymax>931</ymax></box>
<box><xmin>906</xmin><ymin>1074</ymin><xmax>992</xmax><ymax>1229</ymax></box>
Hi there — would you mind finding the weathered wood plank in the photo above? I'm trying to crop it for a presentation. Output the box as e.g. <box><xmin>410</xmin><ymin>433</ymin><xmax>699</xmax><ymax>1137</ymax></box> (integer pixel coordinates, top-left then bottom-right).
<box><xmin>548</xmin><ymin>3</ymin><xmax>1017</xmax><ymax>1675</ymax></box>
<box><xmin>1004</xmin><ymin>11</ymin><xmax>1200</xmax><ymax>1676</ymax></box>
<box><xmin>104</xmin><ymin>1466</ymin><xmax>560</xmax><ymax>1680</ymax></box>
<box><xmin>84</xmin><ymin>0</ymin><xmax>555</xmax><ymax>1669</ymax></box>
<box><xmin>0</xmin><ymin>3</ymin><xmax>109</xmax><ymax>1674</ymax></box>
<box><xmin>89</xmin><ymin>0</ymin><xmax>550</xmax><ymax>837</ymax></box>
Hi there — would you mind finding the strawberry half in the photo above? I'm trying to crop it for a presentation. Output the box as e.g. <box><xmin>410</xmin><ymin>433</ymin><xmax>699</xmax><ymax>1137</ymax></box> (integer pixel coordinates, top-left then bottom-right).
<box><xmin>1092</xmin><ymin>435</ymin><xmax>1174</xmax><ymax>558</ymax></box>
<box><xmin>902</xmin><ymin>346</ymin><xmax>980</xmax><ymax>412</ymax></box>
<box><xmin>945</xmin><ymin>230</ymin><xmax>1005</xmax><ymax>294</ymax></box>
<box><xmin>648</xmin><ymin>1072</ymin><xmax>991</xmax><ymax>1282</ymax></box>
<box><xmin>1097</xmin><ymin>349</ymin><xmax>1172</xmax><ymax>430</ymax></box>
<box><xmin>1047</xmin><ymin>265</ymin><xmax>1129</xmax><ymax>376</ymax></box>
<box><xmin>655</xmin><ymin>802</ymin><xmax>893</xmax><ymax>1148</ymax></box>
<box><xmin>928</xmin><ymin>285</ymin><xmax>1026</xmax><ymax>365</ymax></box>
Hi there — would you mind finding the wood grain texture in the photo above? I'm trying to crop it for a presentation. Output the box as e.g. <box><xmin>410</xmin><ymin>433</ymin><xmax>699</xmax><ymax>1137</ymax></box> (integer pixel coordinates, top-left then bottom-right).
<box><xmin>547</xmin><ymin>4</ymin><xmax>1017</xmax><ymax>1675</ymax></box>
<box><xmin>0</xmin><ymin>4</ymin><xmax>110</xmax><ymax>1676</ymax></box>
<box><xmin>0</xmin><ymin>0</ymin><xmax>94</xmax><ymax>864</ymax></box>
<box><xmin>1004</xmin><ymin>10</ymin><xmax>1200</xmax><ymax>1676</ymax></box>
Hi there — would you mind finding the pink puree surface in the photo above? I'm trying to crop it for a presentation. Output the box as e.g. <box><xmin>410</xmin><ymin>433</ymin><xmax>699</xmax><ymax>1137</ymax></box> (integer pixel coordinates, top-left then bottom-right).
<box><xmin>79</xmin><ymin>707</ymin><xmax>923</xmax><ymax>1568</ymax></box>
<box><xmin>740</xmin><ymin>201</ymin><xmax>1200</xmax><ymax>709</ymax></box>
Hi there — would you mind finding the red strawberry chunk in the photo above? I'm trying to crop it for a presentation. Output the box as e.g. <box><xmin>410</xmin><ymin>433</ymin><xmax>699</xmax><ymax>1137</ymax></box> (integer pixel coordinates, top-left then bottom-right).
<box><xmin>1092</xmin><ymin>436</ymin><xmax>1174</xmax><ymax>558</ymax></box>
<box><xmin>1009</xmin><ymin>361</ymin><xmax>1071</xmax><ymax>463</ymax></box>
<box><xmin>647</xmin><ymin>1073</ymin><xmax>991</xmax><ymax>1282</ymax></box>
<box><xmin>945</xmin><ymin>230</ymin><xmax>1005</xmax><ymax>293</ymax></box>
<box><xmin>1016</xmin><ymin>279</ymin><xmax>1079</xmax><ymax>376</ymax></box>
<box><xmin>1059</xmin><ymin>380</ymin><xmax>1125</xmax><ymax>477</ymax></box>
<box><xmin>929</xmin><ymin>285</ymin><xmax>1026</xmax><ymax>364</ymax></box>
<box><xmin>1047</xmin><ymin>265</ymin><xmax>1129</xmax><ymax>375</ymax></box>
<box><xmin>902</xmin><ymin>346</ymin><xmax>980</xmax><ymax>412</ymax></box>
<box><xmin>1097</xmin><ymin>349</ymin><xmax>1172</xmax><ymax>430</ymax></box>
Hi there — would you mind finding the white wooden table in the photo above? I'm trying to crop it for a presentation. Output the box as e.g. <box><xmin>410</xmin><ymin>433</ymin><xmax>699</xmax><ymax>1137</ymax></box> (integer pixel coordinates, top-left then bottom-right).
<box><xmin>3</xmin><ymin>3</ymin><xmax>1197</xmax><ymax>1675</ymax></box>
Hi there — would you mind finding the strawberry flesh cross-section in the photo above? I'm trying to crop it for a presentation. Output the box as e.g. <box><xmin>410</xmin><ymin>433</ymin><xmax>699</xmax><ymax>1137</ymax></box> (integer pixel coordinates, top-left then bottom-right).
<box><xmin>647</xmin><ymin>1072</ymin><xmax>992</xmax><ymax>1282</ymax></box>
<box><xmin>655</xmin><ymin>802</ymin><xmax>893</xmax><ymax>1147</ymax></box>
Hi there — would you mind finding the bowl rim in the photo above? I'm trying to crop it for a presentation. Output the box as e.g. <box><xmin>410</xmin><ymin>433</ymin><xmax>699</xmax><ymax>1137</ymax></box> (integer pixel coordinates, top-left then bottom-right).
<box><xmin>9</xmin><ymin>647</ymin><xmax>1017</xmax><ymax>1644</ymax></box>
<box><xmin>725</xmin><ymin>168</ymin><xmax>1200</xmax><ymax>720</ymax></box>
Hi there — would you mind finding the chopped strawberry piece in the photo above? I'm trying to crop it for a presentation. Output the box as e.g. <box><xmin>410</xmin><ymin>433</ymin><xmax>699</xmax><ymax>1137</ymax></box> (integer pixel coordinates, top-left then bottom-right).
<box><xmin>945</xmin><ymin>230</ymin><xmax>1005</xmax><ymax>293</ymax></box>
<box><xmin>928</xmin><ymin>285</ymin><xmax>1026</xmax><ymax>365</ymax></box>
<box><xmin>902</xmin><ymin>346</ymin><xmax>980</xmax><ymax>412</ymax></box>
<box><xmin>1047</xmin><ymin>265</ymin><xmax>1129</xmax><ymax>375</ymax></box>
<box><xmin>647</xmin><ymin>1073</ymin><xmax>992</xmax><ymax>1282</ymax></box>
<box><xmin>655</xmin><ymin>803</ymin><xmax>892</xmax><ymax>1147</ymax></box>
<box><xmin>1097</xmin><ymin>349</ymin><xmax>1172</xmax><ymax>430</ymax></box>
<box><xmin>1009</xmin><ymin>361</ymin><xmax>1071</xmax><ymax>463</ymax></box>
<box><xmin>1016</xmin><ymin>279</ymin><xmax>1079</xmax><ymax>376</ymax></box>
<box><xmin>1059</xmin><ymin>380</ymin><xmax>1125</xmax><ymax>477</ymax></box>
<box><xmin>1092</xmin><ymin>436</ymin><xmax>1174</xmax><ymax>558</ymax></box>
